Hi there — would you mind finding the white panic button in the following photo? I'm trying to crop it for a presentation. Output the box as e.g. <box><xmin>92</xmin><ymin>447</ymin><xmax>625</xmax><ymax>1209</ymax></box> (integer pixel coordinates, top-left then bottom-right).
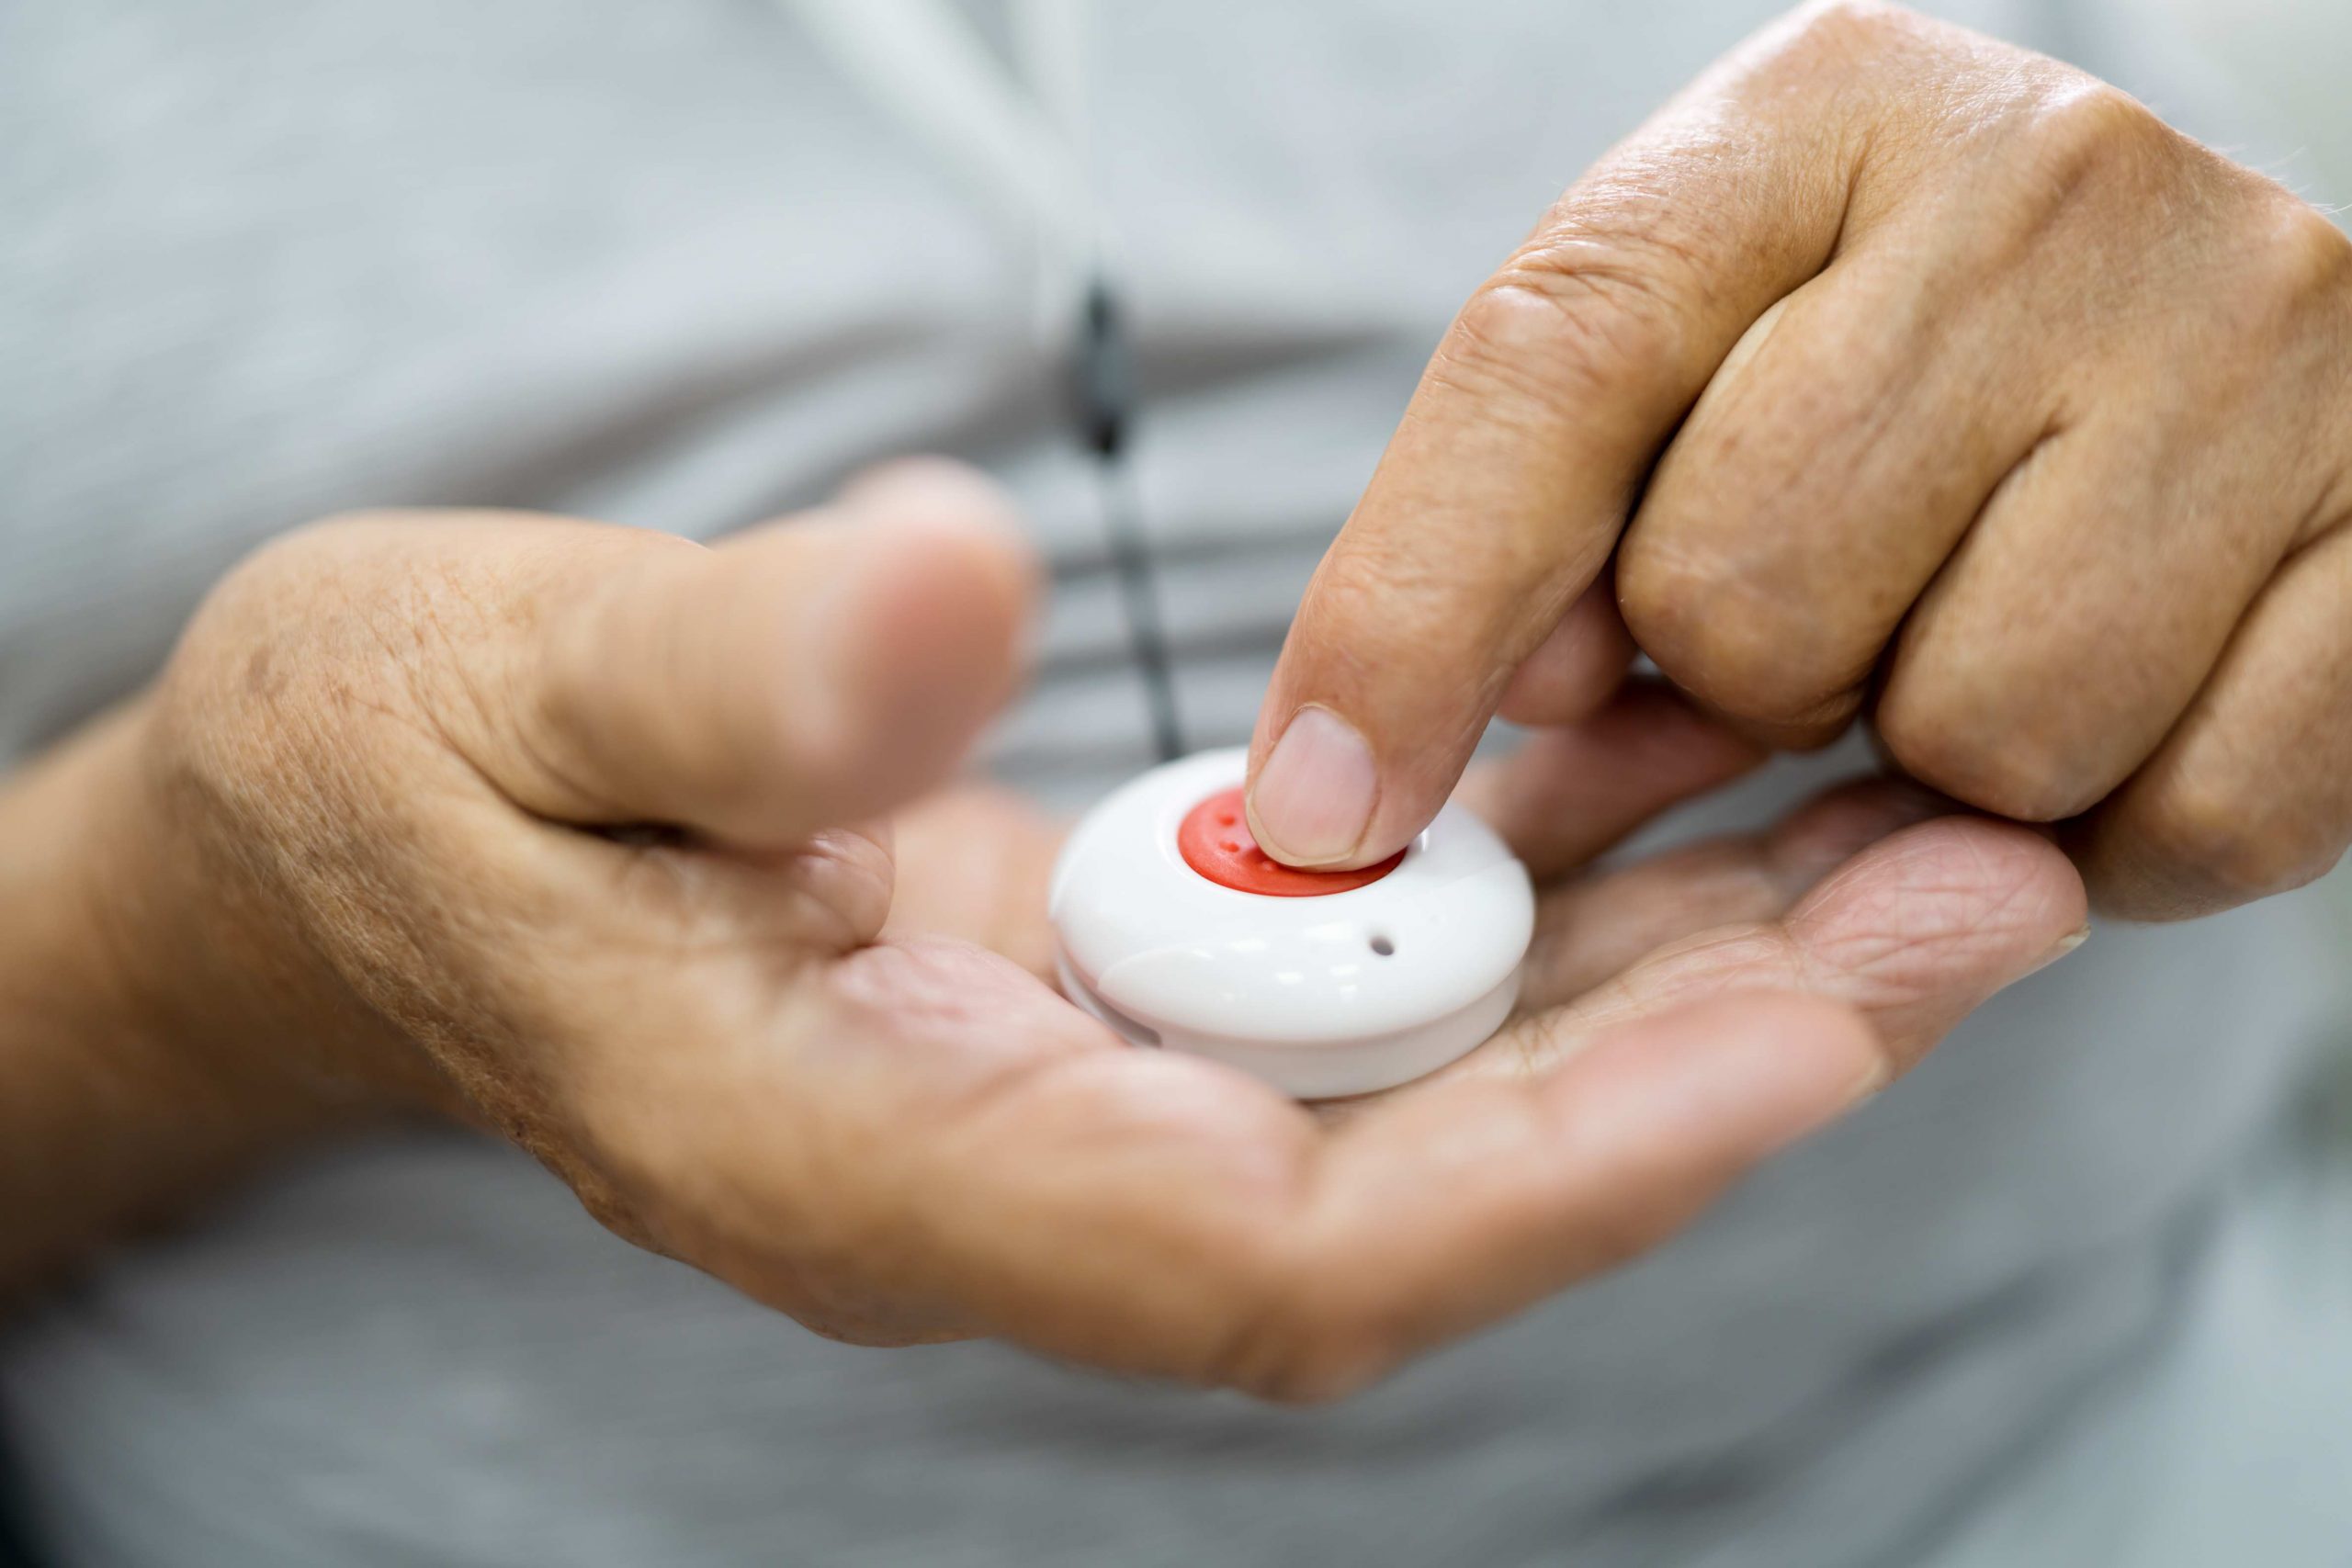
<box><xmin>1049</xmin><ymin>749</ymin><xmax>1535</xmax><ymax>1099</ymax></box>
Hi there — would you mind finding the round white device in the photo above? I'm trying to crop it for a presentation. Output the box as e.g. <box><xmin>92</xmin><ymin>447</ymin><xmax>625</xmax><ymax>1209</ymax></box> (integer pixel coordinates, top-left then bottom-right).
<box><xmin>1049</xmin><ymin>748</ymin><xmax>1535</xmax><ymax>1099</ymax></box>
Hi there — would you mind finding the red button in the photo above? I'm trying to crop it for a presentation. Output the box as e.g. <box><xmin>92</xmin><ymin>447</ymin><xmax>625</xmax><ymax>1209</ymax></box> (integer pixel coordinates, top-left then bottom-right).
<box><xmin>1177</xmin><ymin>786</ymin><xmax>1405</xmax><ymax>897</ymax></box>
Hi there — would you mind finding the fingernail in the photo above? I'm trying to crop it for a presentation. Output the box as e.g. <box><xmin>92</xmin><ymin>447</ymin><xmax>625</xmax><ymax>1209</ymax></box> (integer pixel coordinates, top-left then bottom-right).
<box><xmin>2030</xmin><ymin>921</ymin><xmax>2092</xmax><ymax>973</ymax></box>
<box><xmin>1250</xmin><ymin>705</ymin><xmax>1376</xmax><ymax>866</ymax></box>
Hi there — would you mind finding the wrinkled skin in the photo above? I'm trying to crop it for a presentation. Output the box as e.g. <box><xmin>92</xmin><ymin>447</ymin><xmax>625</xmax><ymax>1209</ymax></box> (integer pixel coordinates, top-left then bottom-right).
<box><xmin>1249</xmin><ymin>0</ymin><xmax>2352</xmax><ymax>923</ymax></box>
<box><xmin>84</xmin><ymin>460</ymin><xmax>2082</xmax><ymax>1404</ymax></box>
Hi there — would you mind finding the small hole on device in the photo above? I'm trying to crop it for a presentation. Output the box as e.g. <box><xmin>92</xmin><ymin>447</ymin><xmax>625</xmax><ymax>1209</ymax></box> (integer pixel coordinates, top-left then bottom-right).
<box><xmin>1368</xmin><ymin>933</ymin><xmax>1396</xmax><ymax>957</ymax></box>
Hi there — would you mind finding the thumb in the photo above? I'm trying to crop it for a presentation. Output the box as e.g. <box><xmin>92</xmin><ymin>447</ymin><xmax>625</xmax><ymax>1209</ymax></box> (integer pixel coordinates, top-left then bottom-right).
<box><xmin>520</xmin><ymin>460</ymin><xmax>1037</xmax><ymax>847</ymax></box>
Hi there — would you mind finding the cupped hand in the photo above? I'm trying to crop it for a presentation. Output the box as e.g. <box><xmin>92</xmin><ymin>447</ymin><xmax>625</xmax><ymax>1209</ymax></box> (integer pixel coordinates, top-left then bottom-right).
<box><xmin>1247</xmin><ymin>0</ymin><xmax>2352</xmax><ymax>920</ymax></box>
<box><xmin>876</xmin><ymin>682</ymin><xmax>2088</xmax><ymax>1393</ymax></box>
<box><xmin>122</xmin><ymin>462</ymin><xmax>2078</xmax><ymax>1404</ymax></box>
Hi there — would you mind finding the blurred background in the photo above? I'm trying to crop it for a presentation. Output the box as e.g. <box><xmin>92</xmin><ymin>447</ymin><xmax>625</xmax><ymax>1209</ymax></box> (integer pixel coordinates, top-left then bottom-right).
<box><xmin>2141</xmin><ymin>0</ymin><xmax>2352</xmax><ymax>212</ymax></box>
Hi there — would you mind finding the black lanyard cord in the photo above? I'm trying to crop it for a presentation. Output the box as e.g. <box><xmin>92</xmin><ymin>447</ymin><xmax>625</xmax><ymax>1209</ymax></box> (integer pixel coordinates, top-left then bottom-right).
<box><xmin>1071</xmin><ymin>276</ymin><xmax>1184</xmax><ymax>762</ymax></box>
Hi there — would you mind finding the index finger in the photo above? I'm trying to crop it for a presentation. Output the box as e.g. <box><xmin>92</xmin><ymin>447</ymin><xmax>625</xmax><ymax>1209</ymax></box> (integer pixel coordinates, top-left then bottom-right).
<box><xmin>1243</xmin><ymin>12</ymin><xmax>1871</xmax><ymax>870</ymax></box>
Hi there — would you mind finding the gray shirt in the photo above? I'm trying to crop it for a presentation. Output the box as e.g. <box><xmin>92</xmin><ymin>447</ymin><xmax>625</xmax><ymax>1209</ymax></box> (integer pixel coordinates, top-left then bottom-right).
<box><xmin>3</xmin><ymin>4</ymin><xmax>2347</xmax><ymax>1564</ymax></box>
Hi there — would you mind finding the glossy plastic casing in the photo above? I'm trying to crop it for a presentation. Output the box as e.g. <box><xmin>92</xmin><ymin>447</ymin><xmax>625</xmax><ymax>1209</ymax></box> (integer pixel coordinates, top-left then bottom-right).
<box><xmin>1049</xmin><ymin>748</ymin><xmax>1534</xmax><ymax>1099</ymax></box>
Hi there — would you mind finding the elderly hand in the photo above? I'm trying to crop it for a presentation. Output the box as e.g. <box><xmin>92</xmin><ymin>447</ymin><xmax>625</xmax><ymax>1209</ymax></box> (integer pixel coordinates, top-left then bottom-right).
<box><xmin>1246</xmin><ymin>0</ymin><xmax>2352</xmax><ymax>920</ymax></box>
<box><xmin>78</xmin><ymin>456</ymin><xmax>2085</xmax><ymax>1400</ymax></box>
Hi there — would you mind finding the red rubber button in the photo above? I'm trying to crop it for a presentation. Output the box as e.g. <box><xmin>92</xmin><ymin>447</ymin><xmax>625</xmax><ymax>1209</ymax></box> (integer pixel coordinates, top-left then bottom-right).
<box><xmin>1177</xmin><ymin>786</ymin><xmax>1405</xmax><ymax>897</ymax></box>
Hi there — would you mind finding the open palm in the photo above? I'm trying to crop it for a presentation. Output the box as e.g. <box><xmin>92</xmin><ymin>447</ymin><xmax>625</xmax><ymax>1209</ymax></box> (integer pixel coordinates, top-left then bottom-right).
<box><xmin>867</xmin><ymin>683</ymin><xmax>2082</xmax><ymax>1396</ymax></box>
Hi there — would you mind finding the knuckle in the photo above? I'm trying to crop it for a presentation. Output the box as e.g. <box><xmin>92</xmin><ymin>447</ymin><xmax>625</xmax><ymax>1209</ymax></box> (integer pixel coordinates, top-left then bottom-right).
<box><xmin>2246</xmin><ymin>197</ymin><xmax>2352</xmax><ymax>319</ymax></box>
<box><xmin>1299</xmin><ymin>539</ymin><xmax>1442</xmax><ymax>657</ymax></box>
<box><xmin>1784</xmin><ymin>0</ymin><xmax>1914</xmax><ymax>55</ymax></box>
<box><xmin>1441</xmin><ymin>220</ymin><xmax>1703</xmax><ymax>420</ymax></box>
<box><xmin>1617</xmin><ymin>537</ymin><xmax>1858</xmax><ymax>728</ymax></box>
<box><xmin>1734</xmin><ymin>2</ymin><xmax>1941</xmax><ymax>119</ymax></box>
<box><xmin>2133</xmin><ymin>776</ymin><xmax>2335</xmax><ymax>902</ymax></box>
<box><xmin>2018</xmin><ymin>82</ymin><xmax>2172</xmax><ymax>197</ymax></box>
<box><xmin>1875</xmin><ymin>693</ymin><xmax>2087</xmax><ymax>823</ymax></box>
<box><xmin>2155</xmin><ymin>192</ymin><xmax>2352</xmax><ymax>404</ymax></box>
<box><xmin>1614</xmin><ymin>537</ymin><xmax>1742</xmax><ymax>675</ymax></box>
